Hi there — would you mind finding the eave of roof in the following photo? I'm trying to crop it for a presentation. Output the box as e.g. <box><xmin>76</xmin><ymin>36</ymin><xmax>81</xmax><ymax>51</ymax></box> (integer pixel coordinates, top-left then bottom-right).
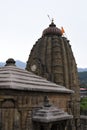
<box><xmin>0</xmin><ymin>64</ymin><xmax>73</xmax><ymax>94</ymax></box>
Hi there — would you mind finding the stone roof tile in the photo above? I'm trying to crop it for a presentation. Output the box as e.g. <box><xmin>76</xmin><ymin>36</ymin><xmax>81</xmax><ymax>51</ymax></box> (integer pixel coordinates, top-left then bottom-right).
<box><xmin>0</xmin><ymin>59</ymin><xmax>73</xmax><ymax>93</ymax></box>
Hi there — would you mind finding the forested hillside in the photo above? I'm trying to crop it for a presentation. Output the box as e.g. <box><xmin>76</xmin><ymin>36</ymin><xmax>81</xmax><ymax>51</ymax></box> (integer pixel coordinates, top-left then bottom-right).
<box><xmin>78</xmin><ymin>71</ymin><xmax>87</xmax><ymax>88</ymax></box>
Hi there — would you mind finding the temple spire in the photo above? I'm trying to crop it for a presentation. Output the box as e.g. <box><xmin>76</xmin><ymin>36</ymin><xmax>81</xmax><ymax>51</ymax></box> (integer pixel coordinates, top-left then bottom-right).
<box><xmin>51</xmin><ymin>18</ymin><xmax>54</xmax><ymax>24</ymax></box>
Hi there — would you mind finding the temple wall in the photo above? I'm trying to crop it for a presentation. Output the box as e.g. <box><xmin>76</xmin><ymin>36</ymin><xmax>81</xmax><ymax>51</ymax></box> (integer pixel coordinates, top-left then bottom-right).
<box><xmin>0</xmin><ymin>89</ymin><xmax>70</xmax><ymax>130</ymax></box>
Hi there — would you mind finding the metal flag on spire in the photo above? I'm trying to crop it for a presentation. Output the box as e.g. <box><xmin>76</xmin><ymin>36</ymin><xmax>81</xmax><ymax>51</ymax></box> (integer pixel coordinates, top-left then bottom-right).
<box><xmin>47</xmin><ymin>15</ymin><xmax>54</xmax><ymax>23</ymax></box>
<box><xmin>47</xmin><ymin>15</ymin><xmax>51</xmax><ymax>22</ymax></box>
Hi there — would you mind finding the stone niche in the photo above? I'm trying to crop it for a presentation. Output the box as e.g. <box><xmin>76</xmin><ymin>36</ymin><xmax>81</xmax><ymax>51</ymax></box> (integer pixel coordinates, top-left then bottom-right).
<box><xmin>32</xmin><ymin>96</ymin><xmax>73</xmax><ymax>130</ymax></box>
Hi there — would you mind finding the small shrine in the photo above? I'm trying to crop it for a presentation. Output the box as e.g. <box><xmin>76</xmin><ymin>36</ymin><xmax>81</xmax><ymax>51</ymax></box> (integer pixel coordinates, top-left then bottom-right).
<box><xmin>32</xmin><ymin>96</ymin><xmax>73</xmax><ymax>130</ymax></box>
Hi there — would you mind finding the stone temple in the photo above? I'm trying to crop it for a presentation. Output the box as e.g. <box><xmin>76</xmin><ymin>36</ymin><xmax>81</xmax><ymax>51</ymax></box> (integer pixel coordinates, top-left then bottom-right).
<box><xmin>26</xmin><ymin>21</ymin><xmax>80</xmax><ymax>130</ymax></box>
<box><xmin>0</xmin><ymin>58</ymin><xmax>73</xmax><ymax>130</ymax></box>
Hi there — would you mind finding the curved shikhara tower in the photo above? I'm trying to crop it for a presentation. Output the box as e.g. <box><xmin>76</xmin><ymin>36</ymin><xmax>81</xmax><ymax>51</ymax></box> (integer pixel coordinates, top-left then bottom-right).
<box><xmin>26</xmin><ymin>21</ymin><xmax>80</xmax><ymax>130</ymax></box>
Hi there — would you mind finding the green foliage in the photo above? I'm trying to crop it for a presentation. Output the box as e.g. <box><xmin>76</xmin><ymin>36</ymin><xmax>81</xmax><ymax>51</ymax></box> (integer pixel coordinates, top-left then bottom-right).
<box><xmin>80</xmin><ymin>97</ymin><xmax>87</xmax><ymax>110</ymax></box>
<box><xmin>79</xmin><ymin>72</ymin><xmax>87</xmax><ymax>114</ymax></box>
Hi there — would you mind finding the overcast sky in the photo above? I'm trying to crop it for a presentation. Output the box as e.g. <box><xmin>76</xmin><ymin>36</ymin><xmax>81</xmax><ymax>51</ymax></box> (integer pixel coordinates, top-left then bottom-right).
<box><xmin>0</xmin><ymin>0</ymin><xmax>87</xmax><ymax>68</ymax></box>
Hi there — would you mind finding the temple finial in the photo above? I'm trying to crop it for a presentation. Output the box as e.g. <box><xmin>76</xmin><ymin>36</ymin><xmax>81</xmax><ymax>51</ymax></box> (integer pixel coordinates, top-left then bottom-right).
<box><xmin>52</xmin><ymin>18</ymin><xmax>54</xmax><ymax>23</ymax></box>
<box><xmin>47</xmin><ymin>15</ymin><xmax>54</xmax><ymax>24</ymax></box>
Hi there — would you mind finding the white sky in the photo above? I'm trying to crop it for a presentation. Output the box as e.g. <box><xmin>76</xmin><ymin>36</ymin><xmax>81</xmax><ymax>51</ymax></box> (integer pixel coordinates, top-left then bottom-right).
<box><xmin>0</xmin><ymin>0</ymin><xmax>87</xmax><ymax>68</ymax></box>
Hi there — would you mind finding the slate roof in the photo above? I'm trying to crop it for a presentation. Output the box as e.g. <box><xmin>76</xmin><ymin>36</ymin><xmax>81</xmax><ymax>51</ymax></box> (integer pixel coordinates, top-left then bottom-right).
<box><xmin>0</xmin><ymin>58</ymin><xmax>73</xmax><ymax>93</ymax></box>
